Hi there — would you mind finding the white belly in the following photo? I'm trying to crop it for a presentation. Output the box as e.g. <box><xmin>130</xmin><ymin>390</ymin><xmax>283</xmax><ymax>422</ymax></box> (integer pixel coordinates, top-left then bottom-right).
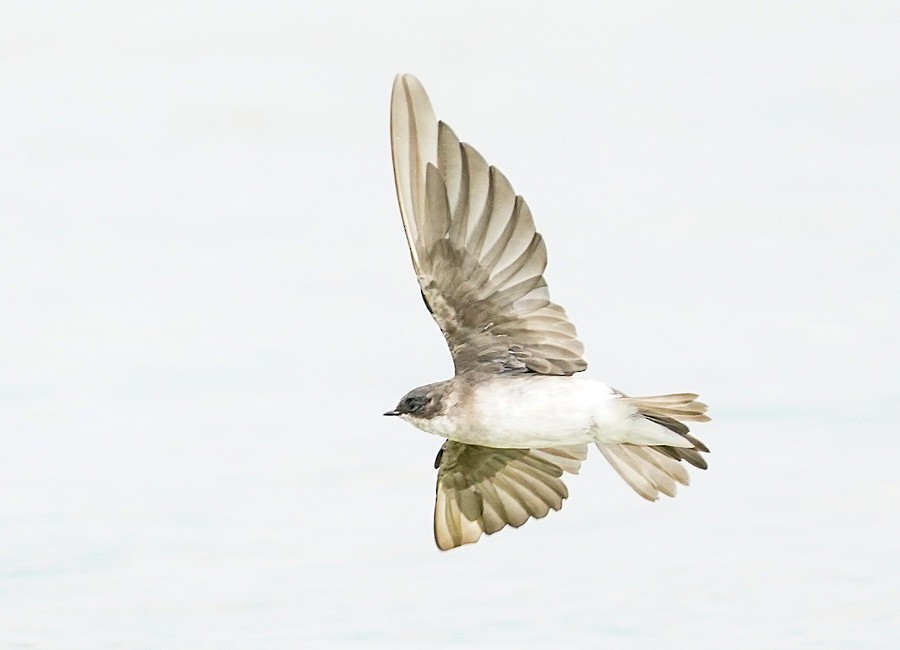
<box><xmin>450</xmin><ymin>376</ymin><xmax>624</xmax><ymax>448</ymax></box>
<box><xmin>404</xmin><ymin>376</ymin><xmax>695</xmax><ymax>450</ymax></box>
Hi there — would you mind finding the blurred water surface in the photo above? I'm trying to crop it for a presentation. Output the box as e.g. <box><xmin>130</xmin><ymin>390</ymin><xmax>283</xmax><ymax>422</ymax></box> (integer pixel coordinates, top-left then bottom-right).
<box><xmin>1</xmin><ymin>2</ymin><xmax>898</xmax><ymax>648</ymax></box>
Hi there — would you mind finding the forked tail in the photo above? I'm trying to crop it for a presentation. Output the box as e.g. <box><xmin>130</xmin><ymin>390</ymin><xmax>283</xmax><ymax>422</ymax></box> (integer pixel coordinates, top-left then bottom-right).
<box><xmin>598</xmin><ymin>393</ymin><xmax>711</xmax><ymax>501</ymax></box>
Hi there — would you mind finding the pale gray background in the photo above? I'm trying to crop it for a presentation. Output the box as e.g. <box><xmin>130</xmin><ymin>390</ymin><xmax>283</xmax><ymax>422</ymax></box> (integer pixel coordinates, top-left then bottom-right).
<box><xmin>2</xmin><ymin>2</ymin><xmax>898</xmax><ymax>648</ymax></box>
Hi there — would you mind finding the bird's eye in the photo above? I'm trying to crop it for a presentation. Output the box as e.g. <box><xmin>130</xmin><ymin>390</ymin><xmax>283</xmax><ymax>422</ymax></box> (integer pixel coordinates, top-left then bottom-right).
<box><xmin>405</xmin><ymin>396</ymin><xmax>429</xmax><ymax>413</ymax></box>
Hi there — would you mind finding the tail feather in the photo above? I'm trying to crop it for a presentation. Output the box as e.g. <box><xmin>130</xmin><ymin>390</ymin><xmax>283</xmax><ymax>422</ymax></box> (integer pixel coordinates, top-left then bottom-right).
<box><xmin>630</xmin><ymin>393</ymin><xmax>711</xmax><ymax>423</ymax></box>
<box><xmin>643</xmin><ymin>412</ymin><xmax>690</xmax><ymax>435</ymax></box>
<box><xmin>597</xmin><ymin>443</ymin><xmax>690</xmax><ymax>501</ymax></box>
<box><xmin>656</xmin><ymin>444</ymin><xmax>708</xmax><ymax>470</ymax></box>
<box><xmin>600</xmin><ymin>392</ymin><xmax>711</xmax><ymax>499</ymax></box>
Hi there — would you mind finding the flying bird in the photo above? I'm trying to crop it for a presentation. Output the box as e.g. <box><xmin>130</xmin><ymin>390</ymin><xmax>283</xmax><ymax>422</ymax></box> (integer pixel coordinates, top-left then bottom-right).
<box><xmin>385</xmin><ymin>74</ymin><xmax>710</xmax><ymax>550</ymax></box>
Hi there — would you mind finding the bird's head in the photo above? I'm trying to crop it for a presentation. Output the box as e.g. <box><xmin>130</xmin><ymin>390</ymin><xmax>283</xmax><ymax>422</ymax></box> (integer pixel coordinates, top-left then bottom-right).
<box><xmin>384</xmin><ymin>383</ymin><xmax>447</xmax><ymax>421</ymax></box>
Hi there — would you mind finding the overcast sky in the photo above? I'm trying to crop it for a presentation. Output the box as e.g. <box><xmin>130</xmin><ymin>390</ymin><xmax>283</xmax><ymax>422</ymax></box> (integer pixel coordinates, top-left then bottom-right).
<box><xmin>2</xmin><ymin>2</ymin><xmax>898</xmax><ymax>647</ymax></box>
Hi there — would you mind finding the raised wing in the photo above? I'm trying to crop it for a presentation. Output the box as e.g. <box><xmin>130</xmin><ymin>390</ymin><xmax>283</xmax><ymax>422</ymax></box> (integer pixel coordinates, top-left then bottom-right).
<box><xmin>390</xmin><ymin>74</ymin><xmax>587</xmax><ymax>376</ymax></box>
<box><xmin>433</xmin><ymin>441</ymin><xmax>587</xmax><ymax>550</ymax></box>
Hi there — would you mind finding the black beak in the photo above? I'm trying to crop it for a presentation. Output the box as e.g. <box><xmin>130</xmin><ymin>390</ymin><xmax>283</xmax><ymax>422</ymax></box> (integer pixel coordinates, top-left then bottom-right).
<box><xmin>383</xmin><ymin>410</ymin><xmax>400</xmax><ymax>416</ymax></box>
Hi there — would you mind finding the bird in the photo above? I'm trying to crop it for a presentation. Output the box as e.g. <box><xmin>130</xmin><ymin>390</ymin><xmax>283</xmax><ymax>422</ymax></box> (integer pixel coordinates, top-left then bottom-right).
<box><xmin>384</xmin><ymin>74</ymin><xmax>710</xmax><ymax>551</ymax></box>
